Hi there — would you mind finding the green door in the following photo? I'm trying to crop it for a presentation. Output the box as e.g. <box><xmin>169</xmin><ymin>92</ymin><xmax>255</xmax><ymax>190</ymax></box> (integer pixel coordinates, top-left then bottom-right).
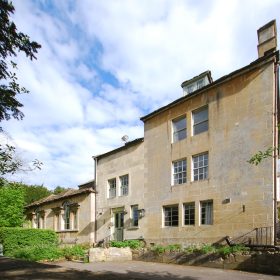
<box><xmin>114</xmin><ymin>212</ymin><xmax>124</xmax><ymax>241</ymax></box>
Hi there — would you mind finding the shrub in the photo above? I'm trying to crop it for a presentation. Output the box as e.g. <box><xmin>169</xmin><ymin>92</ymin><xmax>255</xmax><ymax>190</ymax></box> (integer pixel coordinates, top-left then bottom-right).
<box><xmin>0</xmin><ymin>186</ymin><xmax>25</xmax><ymax>227</ymax></box>
<box><xmin>184</xmin><ymin>245</ymin><xmax>197</xmax><ymax>254</ymax></box>
<box><xmin>12</xmin><ymin>245</ymin><xmax>62</xmax><ymax>261</ymax></box>
<box><xmin>199</xmin><ymin>244</ymin><xmax>216</xmax><ymax>254</ymax></box>
<box><xmin>217</xmin><ymin>244</ymin><xmax>249</xmax><ymax>256</ymax></box>
<box><xmin>61</xmin><ymin>245</ymin><xmax>87</xmax><ymax>260</ymax></box>
<box><xmin>166</xmin><ymin>244</ymin><xmax>181</xmax><ymax>252</ymax></box>
<box><xmin>151</xmin><ymin>245</ymin><xmax>166</xmax><ymax>254</ymax></box>
<box><xmin>110</xmin><ymin>240</ymin><xmax>142</xmax><ymax>249</ymax></box>
<box><xmin>0</xmin><ymin>228</ymin><xmax>58</xmax><ymax>255</ymax></box>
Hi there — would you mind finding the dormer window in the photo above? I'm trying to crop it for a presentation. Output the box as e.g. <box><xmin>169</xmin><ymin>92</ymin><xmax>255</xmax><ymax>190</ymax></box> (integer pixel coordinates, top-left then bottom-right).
<box><xmin>197</xmin><ymin>79</ymin><xmax>205</xmax><ymax>89</ymax></box>
<box><xmin>181</xmin><ymin>71</ymin><xmax>212</xmax><ymax>96</ymax></box>
<box><xmin>186</xmin><ymin>84</ymin><xmax>194</xmax><ymax>94</ymax></box>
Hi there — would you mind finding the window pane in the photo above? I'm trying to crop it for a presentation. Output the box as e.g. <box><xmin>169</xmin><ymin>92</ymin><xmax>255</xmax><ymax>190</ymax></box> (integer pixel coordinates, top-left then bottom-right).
<box><xmin>120</xmin><ymin>175</ymin><xmax>129</xmax><ymax>196</ymax></box>
<box><xmin>201</xmin><ymin>201</ymin><xmax>213</xmax><ymax>225</ymax></box>
<box><xmin>173</xmin><ymin>117</ymin><xmax>186</xmax><ymax>131</ymax></box>
<box><xmin>197</xmin><ymin>79</ymin><xmax>205</xmax><ymax>89</ymax></box>
<box><xmin>193</xmin><ymin>153</ymin><xmax>208</xmax><ymax>181</ymax></box>
<box><xmin>193</xmin><ymin>107</ymin><xmax>208</xmax><ymax>135</ymax></box>
<box><xmin>131</xmin><ymin>205</ymin><xmax>139</xmax><ymax>227</ymax></box>
<box><xmin>194</xmin><ymin>121</ymin><xmax>208</xmax><ymax>135</ymax></box>
<box><xmin>173</xmin><ymin>116</ymin><xmax>186</xmax><ymax>142</ymax></box>
<box><xmin>164</xmin><ymin>206</ymin><xmax>179</xmax><ymax>227</ymax></box>
<box><xmin>108</xmin><ymin>178</ymin><xmax>116</xmax><ymax>198</ymax></box>
<box><xmin>173</xmin><ymin>159</ymin><xmax>187</xmax><ymax>185</ymax></box>
<box><xmin>193</xmin><ymin>108</ymin><xmax>208</xmax><ymax>124</ymax></box>
<box><xmin>184</xmin><ymin>202</ymin><xmax>195</xmax><ymax>225</ymax></box>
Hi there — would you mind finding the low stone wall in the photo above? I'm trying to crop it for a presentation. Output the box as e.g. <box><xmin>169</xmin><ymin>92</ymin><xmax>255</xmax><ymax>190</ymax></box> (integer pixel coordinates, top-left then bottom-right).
<box><xmin>133</xmin><ymin>249</ymin><xmax>280</xmax><ymax>275</ymax></box>
<box><xmin>89</xmin><ymin>247</ymin><xmax>132</xmax><ymax>262</ymax></box>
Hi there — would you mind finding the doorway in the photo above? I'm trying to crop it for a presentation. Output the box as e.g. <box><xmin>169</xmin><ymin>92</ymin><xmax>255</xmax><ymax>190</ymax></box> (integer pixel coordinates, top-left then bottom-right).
<box><xmin>114</xmin><ymin>211</ymin><xmax>124</xmax><ymax>241</ymax></box>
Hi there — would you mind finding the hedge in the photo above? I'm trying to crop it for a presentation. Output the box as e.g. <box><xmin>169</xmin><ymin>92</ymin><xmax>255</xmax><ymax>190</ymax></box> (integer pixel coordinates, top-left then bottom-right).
<box><xmin>0</xmin><ymin>227</ymin><xmax>59</xmax><ymax>256</ymax></box>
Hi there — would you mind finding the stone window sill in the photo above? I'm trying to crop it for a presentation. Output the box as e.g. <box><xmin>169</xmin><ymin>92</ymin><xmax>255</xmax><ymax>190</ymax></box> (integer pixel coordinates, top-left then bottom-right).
<box><xmin>126</xmin><ymin>226</ymin><xmax>139</xmax><ymax>231</ymax></box>
<box><xmin>57</xmin><ymin>229</ymin><xmax>79</xmax><ymax>233</ymax></box>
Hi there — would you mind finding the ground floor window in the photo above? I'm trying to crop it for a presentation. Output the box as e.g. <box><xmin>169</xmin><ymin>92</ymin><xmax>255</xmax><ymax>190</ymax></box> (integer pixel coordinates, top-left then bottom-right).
<box><xmin>131</xmin><ymin>205</ymin><xmax>139</xmax><ymax>227</ymax></box>
<box><xmin>34</xmin><ymin>209</ymin><xmax>45</xmax><ymax>229</ymax></box>
<box><xmin>184</xmin><ymin>202</ymin><xmax>195</xmax><ymax>225</ymax></box>
<box><xmin>163</xmin><ymin>205</ymin><xmax>179</xmax><ymax>227</ymax></box>
<box><xmin>52</xmin><ymin>202</ymin><xmax>79</xmax><ymax>231</ymax></box>
<box><xmin>200</xmin><ymin>200</ymin><xmax>213</xmax><ymax>225</ymax></box>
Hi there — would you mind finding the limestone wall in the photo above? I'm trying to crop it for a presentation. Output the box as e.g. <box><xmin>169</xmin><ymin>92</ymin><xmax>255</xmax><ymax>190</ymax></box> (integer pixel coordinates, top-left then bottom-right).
<box><xmin>96</xmin><ymin>141</ymin><xmax>145</xmax><ymax>243</ymax></box>
<box><xmin>142</xmin><ymin>61</ymin><xmax>276</xmax><ymax>245</ymax></box>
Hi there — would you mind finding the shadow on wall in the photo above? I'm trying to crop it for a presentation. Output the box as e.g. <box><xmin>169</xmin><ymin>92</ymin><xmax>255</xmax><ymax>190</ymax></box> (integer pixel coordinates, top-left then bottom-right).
<box><xmin>78</xmin><ymin>222</ymin><xmax>95</xmax><ymax>236</ymax></box>
<box><xmin>0</xmin><ymin>257</ymin><xmax>197</xmax><ymax>280</ymax></box>
<box><xmin>96</xmin><ymin>208</ymin><xmax>112</xmax><ymax>231</ymax></box>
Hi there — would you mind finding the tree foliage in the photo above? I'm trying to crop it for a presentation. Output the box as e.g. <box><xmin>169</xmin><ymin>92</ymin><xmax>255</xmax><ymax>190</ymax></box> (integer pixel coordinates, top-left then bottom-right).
<box><xmin>248</xmin><ymin>147</ymin><xmax>274</xmax><ymax>165</ymax></box>
<box><xmin>0</xmin><ymin>0</ymin><xmax>41</xmax><ymax>176</ymax></box>
<box><xmin>0</xmin><ymin>143</ymin><xmax>42</xmax><ymax>175</ymax></box>
<box><xmin>0</xmin><ymin>182</ymin><xmax>25</xmax><ymax>227</ymax></box>
<box><xmin>53</xmin><ymin>186</ymin><xmax>69</xmax><ymax>195</ymax></box>
<box><xmin>0</xmin><ymin>0</ymin><xmax>41</xmax><ymax>122</ymax></box>
<box><xmin>23</xmin><ymin>184</ymin><xmax>52</xmax><ymax>205</ymax></box>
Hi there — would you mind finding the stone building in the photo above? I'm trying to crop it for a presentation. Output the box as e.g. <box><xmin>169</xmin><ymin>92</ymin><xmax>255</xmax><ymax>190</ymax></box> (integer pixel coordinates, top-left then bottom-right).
<box><xmin>94</xmin><ymin>20</ymin><xmax>279</xmax><ymax>246</ymax></box>
<box><xmin>25</xmin><ymin>181</ymin><xmax>96</xmax><ymax>245</ymax></box>
<box><xmin>94</xmin><ymin>138</ymin><xmax>144</xmax><ymax>243</ymax></box>
<box><xmin>26</xmin><ymin>20</ymin><xmax>279</xmax><ymax>246</ymax></box>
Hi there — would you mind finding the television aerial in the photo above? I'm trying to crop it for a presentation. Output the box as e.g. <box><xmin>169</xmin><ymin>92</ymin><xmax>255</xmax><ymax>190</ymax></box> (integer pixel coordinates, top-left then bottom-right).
<box><xmin>121</xmin><ymin>135</ymin><xmax>129</xmax><ymax>144</ymax></box>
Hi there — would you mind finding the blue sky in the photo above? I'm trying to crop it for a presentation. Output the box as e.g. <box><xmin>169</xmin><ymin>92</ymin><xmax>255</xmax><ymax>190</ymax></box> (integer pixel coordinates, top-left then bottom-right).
<box><xmin>2</xmin><ymin>0</ymin><xmax>280</xmax><ymax>189</ymax></box>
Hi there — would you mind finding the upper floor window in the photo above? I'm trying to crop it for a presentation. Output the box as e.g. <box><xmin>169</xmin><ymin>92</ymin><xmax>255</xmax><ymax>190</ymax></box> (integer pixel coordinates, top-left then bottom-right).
<box><xmin>172</xmin><ymin>116</ymin><xmax>186</xmax><ymax>142</ymax></box>
<box><xmin>120</xmin><ymin>174</ymin><xmax>129</xmax><ymax>196</ymax></box>
<box><xmin>108</xmin><ymin>178</ymin><xmax>116</xmax><ymax>198</ymax></box>
<box><xmin>163</xmin><ymin>205</ymin><xmax>179</xmax><ymax>227</ymax></box>
<box><xmin>173</xmin><ymin>159</ymin><xmax>187</xmax><ymax>185</ymax></box>
<box><xmin>131</xmin><ymin>205</ymin><xmax>139</xmax><ymax>227</ymax></box>
<box><xmin>184</xmin><ymin>202</ymin><xmax>195</xmax><ymax>225</ymax></box>
<box><xmin>193</xmin><ymin>106</ymin><xmax>208</xmax><ymax>135</ymax></box>
<box><xmin>193</xmin><ymin>153</ymin><xmax>208</xmax><ymax>181</ymax></box>
<box><xmin>200</xmin><ymin>200</ymin><xmax>213</xmax><ymax>225</ymax></box>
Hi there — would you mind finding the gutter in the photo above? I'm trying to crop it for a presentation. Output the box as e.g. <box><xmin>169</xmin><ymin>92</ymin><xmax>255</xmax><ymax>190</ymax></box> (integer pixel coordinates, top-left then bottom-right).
<box><xmin>93</xmin><ymin>156</ymin><xmax>98</xmax><ymax>244</ymax></box>
<box><xmin>141</xmin><ymin>51</ymin><xmax>279</xmax><ymax>122</ymax></box>
<box><xmin>274</xmin><ymin>60</ymin><xmax>279</xmax><ymax>245</ymax></box>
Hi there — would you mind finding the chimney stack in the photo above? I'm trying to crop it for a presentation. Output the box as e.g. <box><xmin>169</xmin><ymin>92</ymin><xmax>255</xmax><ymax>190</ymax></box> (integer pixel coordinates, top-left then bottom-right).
<box><xmin>257</xmin><ymin>20</ymin><xmax>277</xmax><ymax>58</ymax></box>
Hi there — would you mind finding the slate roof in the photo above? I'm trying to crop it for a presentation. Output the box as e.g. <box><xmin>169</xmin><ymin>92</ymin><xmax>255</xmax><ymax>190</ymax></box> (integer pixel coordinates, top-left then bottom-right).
<box><xmin>25</xmin><ymin>187</ymin><xmax>95</xmax><ymax>209</ymax></box>
<box><xmin>93</xmin><ymin>138</ymin><xmax>144</xmax><ymax>160</ymax></box>
<box><xmin>141</xmin><ymin>50</ymin><xmax>279</xmax><ymax>122</ymax></box>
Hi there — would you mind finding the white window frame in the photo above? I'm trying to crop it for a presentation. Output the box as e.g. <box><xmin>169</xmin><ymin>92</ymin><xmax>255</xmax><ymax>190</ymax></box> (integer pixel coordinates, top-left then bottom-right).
<box><xmin>184</xmin><ymin>202</ymin><xmax>195</xmax><ymax>226</ymax></box>
<box><xmin>120</xmin><ymin>174</ymin><xmax>129</xmax><ymax>196</ymax></box>
<box><xmin>192</xmin><ymin>106</ymin><xmax>208</xmax><ymax>135</ymax></box>
<box><xmin>200</xmin><ymin>200</ymin><xmax>213</xmax><ymax>225</ymax></box>
<box><xmin>197</xmin><ymin>79</ymin><xmax>205</xmax><ymax>89</ymax></box>
<box><xmin>172</xmin><ymin>159</ymin><xmax>187</xmax><ymax>185</ymax></box>
<box><xmin>163</xmin><ymin>205</ymin><xmax>179</xmax><ymax>227</ymax></box>
<box><xmin>172</xmin><ymin>115</ymin><xmax>187</xmax><ymax>143</ymax></box>
<box><xmin>63</xmin><ymin>202</ymin><xmax>71</xmax><ymax>230</ymax></box>
<box><xmin>108</xmin><ymin>178</ymin><xmax>117</xmax><ymax>198</ymax></box>
<box><xmin>131</xmin><ymin>205</ymin><xmax>139</xmax><ymax>227</ymax></box>
<box><xmin>192</xmin><ymin>152</ymin><xmax>208</xmax><ymax>181</ymax></box>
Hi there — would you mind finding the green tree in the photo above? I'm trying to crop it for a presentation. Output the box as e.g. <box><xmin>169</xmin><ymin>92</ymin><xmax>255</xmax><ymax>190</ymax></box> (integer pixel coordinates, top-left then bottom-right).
<box><xmin>0</xmin><ymin>181</ymin><xmax>25</xmax><ymax>227</ymax></box>
<box><xmin>0</xmin><ymin>0</ymin><xmax>41</xmax><ymax>176</ymax></box>
<box><xmin>23</xmin><ymin>184</ymin><xmax>51</xmax><ymax>205</ymax></box>
<box><xmin>0</xmin><ymin>0</ymin><xmax>41</xmax><ymax>122</ymax></box>
<box><xmin>0</xmin><ymin>143</ymin><xmax>42</xmax><ymax>175</ymax></box>
<box><xmin>53</xmin><ymin>186</ymin><xmax>69</xmax><ymax>195</ymax></box>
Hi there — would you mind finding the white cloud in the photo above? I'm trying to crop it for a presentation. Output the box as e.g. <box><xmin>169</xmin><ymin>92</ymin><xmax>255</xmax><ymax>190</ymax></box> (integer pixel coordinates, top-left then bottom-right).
<box><xmin>2</xmin><ymin>0</ymin><xmax>279</xmax><ymax>189</ymax></box>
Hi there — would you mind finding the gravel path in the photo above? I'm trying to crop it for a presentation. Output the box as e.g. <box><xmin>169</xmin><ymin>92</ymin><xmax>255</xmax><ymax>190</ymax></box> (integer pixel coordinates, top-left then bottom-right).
<box><xmin>1</xmin><ymin>257</ymin><xmax>279</xmax><ymax>280</ymax></box>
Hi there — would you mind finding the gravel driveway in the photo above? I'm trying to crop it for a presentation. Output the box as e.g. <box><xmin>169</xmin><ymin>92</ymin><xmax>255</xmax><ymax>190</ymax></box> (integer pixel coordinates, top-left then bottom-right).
<box><xmin>0</xmin><ymin>257</ymin><xmax>279</xmax><ymax>280</ymax></box>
